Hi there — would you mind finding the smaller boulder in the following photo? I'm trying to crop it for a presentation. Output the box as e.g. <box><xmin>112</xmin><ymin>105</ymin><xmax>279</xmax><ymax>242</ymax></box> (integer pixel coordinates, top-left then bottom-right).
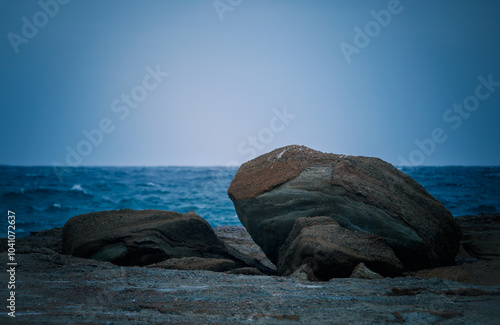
<box><xmin>289</xmin><ymin>263</ymin><xmax>319</xmax><ymax>282</ymax></box>
<box><xmin>62</xmin><ymin>209</ymin><xmax>239</xmax><ymax>267</ymax></box>
<box><xmin>214</xmin><ymin>225</ymin><xmax>276</xmax><ymax>274</ymax></box>
<box><xmin>350</xmin><ymin>263</ymin><xmax>384</xmax><ymax>279</ymax></box>
<box><xmin>277</xmin><ymin>217</ymin><xmax>403</xmax><ymax>280</ymax></box>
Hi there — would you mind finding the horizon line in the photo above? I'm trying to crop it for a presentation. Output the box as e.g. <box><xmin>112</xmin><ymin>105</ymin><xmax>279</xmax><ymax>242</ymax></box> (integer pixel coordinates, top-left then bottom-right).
<box><xmin>1</xmin><ymin>164</ymin><xmax>500</xmax><ymax>168</ymax></box>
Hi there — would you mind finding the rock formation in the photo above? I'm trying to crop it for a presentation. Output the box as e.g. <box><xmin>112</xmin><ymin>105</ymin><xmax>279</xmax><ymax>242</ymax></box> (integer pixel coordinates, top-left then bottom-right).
<box><xmin>277</xmin><ymin>217</ymin><xmax>403</xmax><ymax>280</ymax></box>
<box><xmin>228</xmin><ymin>145</ymin><xmax>462</xmax><ymax>275</ymax></box>
<box><xmin>62</xmin><ymin>209</ymin><xmax>242</xmax><ymax>267</ymax></box>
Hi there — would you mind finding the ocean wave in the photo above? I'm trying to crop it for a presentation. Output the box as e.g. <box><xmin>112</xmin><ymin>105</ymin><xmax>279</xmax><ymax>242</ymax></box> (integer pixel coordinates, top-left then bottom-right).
<box><xmin>143</xmin><ymin>196</ymin><xmax>164</xmax><ymax>204</ymax></box>
<box><xmin>468</xmin><ymin>204</ymin><xmax>499</xmax><ymax>214</ymax></box>
<box><xmin>117</xmin><ymin>198</ymin><xmax>144</xmax><ymax>209</ymax></box>
<box><xmin>71</xmin><ymin>184</ymin><xmax>90</xmax><ymax>195</ymax></box>
<box><xmin>176</xmin><ymin>205</ymin><xmax>200</xmax><ymax>212</ymax></box>
<box><xmin>432</xmin><ymin>183</ymin><xmax>464</xmax><ymax>188</ymax></box>
<box><xmin>42</xmin><ymin>203</ymin><xmax>73</xmax><ymax>213</ymax></box>
<box><xmin>4</xmin><ymin>187</ymin><xmax>82</xmax><ymax>196</ymax></box>
<box><xmin>1</xmin><ymin>186</ymin><xmax>94</xmax><ymax>206</ymax></box>
<box><xmin>139</xmin><ymin>188</ymin><xmax>172</xmax><ymax>196</ymax></box>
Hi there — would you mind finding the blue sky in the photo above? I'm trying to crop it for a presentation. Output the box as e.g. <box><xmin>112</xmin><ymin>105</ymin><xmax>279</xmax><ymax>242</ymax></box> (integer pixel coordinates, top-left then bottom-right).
<box><xmin>1</xmin><ymin>0</ymin><xmax>499</xmax><ymax>167</ymax></box>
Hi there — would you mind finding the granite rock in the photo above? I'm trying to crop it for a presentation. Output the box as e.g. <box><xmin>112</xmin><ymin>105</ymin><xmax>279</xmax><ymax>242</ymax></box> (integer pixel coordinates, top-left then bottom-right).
<box><xmin>228</xmin><ymin>145</ymin><xmax>462</xmax><ymax>271</ymax></box>
<box><xmin>214</xmin><ymin>225</ymin><xmax>276</xmax><ymax>274</ymax></box>
<box><xmin>350</xmin><ymin>263</ymin><xmax>384</xmax><ymax>279</ymax></box>
<box><xmin>62</xmin><ymin>209</ymin><xmax>241</xmax><ymax>266</ymax></box>
<box><xmin>277</xmin><ymin>217</ymin><xmax>403</xmax><ymax>279</ymax></box>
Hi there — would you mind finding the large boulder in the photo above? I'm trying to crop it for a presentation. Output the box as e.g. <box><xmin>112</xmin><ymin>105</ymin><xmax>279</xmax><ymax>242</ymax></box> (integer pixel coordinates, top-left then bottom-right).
<box><xmin>277</xmin><ymin>217</ymin><xmax>403</xmax><ymax>280</ymax></box>
<box><xmin>228</xmin><ymin>145</ymin><xmax>462</xmax><ymax>271</ymax></box>
<box><xmin>62</xmin><ymin>209</ymin><xmax>242</xmax><ymax>267</ymax></box>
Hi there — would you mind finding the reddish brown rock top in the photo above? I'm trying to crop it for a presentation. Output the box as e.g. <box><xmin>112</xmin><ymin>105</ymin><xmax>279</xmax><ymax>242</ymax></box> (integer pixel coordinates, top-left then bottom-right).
<box><xmin>228</xmin><ymin>145</ymin><xmax>342</xmax><ymax>200</ymax></box>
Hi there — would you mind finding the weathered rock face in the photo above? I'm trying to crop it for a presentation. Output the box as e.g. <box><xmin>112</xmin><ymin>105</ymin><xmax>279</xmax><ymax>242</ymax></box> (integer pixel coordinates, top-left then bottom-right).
<box><xmin>409</xmin><ymin>214</ymin><xmax>500</xmax><ymax>286</ymax></box>
<box><xmin>214</xmin><ymin>225</ymin><xmax>276</xmax><ymax>274</ymax></box>
<box><xmin>228</xmin><ymin>145</ymin><xmax>462</xmax><ymax>271</ymax></box>
<box><xmin>277</xmin><ymin>217</ymin><xmax>403</xmax><ymax>280</ymax></box>
<box><xmin>62</xmin><ymin>209</ymin><xmax>238</xmax><ymax>266</ymax></box>
<box><xmin>350</xmin><ymin>263</ymin><xmax>384</xmax><ymax>280</ymax></box>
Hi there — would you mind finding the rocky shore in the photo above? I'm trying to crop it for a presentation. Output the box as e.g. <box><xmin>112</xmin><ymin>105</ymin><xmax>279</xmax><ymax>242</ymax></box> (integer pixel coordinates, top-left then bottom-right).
<box><xmin>1</xmin><ymin>213</ymin><xmax>499</xmax><ymax>324</ymax></box>
<box><xmin>2</xmin><ymin>146</ymin><xmax>499</xmax><ymax>324</ymax></box>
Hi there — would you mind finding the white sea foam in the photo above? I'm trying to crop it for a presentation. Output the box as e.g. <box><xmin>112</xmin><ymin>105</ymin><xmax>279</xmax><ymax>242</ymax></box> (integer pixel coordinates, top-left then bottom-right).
<box><xmin>71</xmin><ymin>184</ymin><xmax>88</xmax><ymax>194</ymax></box>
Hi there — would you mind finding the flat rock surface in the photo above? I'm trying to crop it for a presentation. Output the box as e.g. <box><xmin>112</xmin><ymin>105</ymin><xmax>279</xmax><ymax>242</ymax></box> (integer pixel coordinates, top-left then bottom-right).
<box><xmin>0</xmin><ymin>214</ymin><xmax>498</xmax><ymax>324</ymax></box>
<box><xmin>1</xmin><ymin>252</ymin><xmax>499</xmax><ymax>324</ymax></box>
<box><xmin>146</xmin><ymin>257</ymin><xmax>237</xmax><ymax>272</ymax></box>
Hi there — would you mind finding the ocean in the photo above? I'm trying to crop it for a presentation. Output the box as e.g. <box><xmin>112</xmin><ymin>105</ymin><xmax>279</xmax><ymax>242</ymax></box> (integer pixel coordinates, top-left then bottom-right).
<box><xmin>1</xmin><ymin>166</ymin><xmax>499</xmax><ymax>238</ymax></box>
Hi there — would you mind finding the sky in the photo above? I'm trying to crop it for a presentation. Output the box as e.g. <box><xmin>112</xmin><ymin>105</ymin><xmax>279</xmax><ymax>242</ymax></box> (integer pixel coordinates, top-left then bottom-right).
<box><xmin>1</xmin><ymin>0</ymin><xmax>499</xmax><ymax>167</ymax></box>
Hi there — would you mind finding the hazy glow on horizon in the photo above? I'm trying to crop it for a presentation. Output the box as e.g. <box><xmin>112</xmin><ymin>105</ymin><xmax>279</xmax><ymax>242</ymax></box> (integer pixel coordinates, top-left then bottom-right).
<box><xmin>1</xmin><ymin>0</ymin><xmax>499</xmax><ymax>167</ymax></box>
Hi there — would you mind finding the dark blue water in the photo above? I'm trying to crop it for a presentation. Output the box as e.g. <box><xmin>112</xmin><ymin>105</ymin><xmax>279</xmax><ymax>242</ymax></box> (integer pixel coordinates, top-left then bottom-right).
<box><xmin>400</xmin><ymin>166</ymin><xmax>500</xmax><ymax>216</ymax></box>
<box><xmin>1</xmin><ymin>166</ymin><xmax>499</xmax><ymax>237</ymax></box>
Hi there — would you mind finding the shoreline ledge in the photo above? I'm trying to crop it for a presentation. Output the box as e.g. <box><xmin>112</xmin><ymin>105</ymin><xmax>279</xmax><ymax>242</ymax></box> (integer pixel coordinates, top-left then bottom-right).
<box><xmin>0</xmin><ymin>213</ymin><xmax>499</xmax><ymax>324</ymax></box>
